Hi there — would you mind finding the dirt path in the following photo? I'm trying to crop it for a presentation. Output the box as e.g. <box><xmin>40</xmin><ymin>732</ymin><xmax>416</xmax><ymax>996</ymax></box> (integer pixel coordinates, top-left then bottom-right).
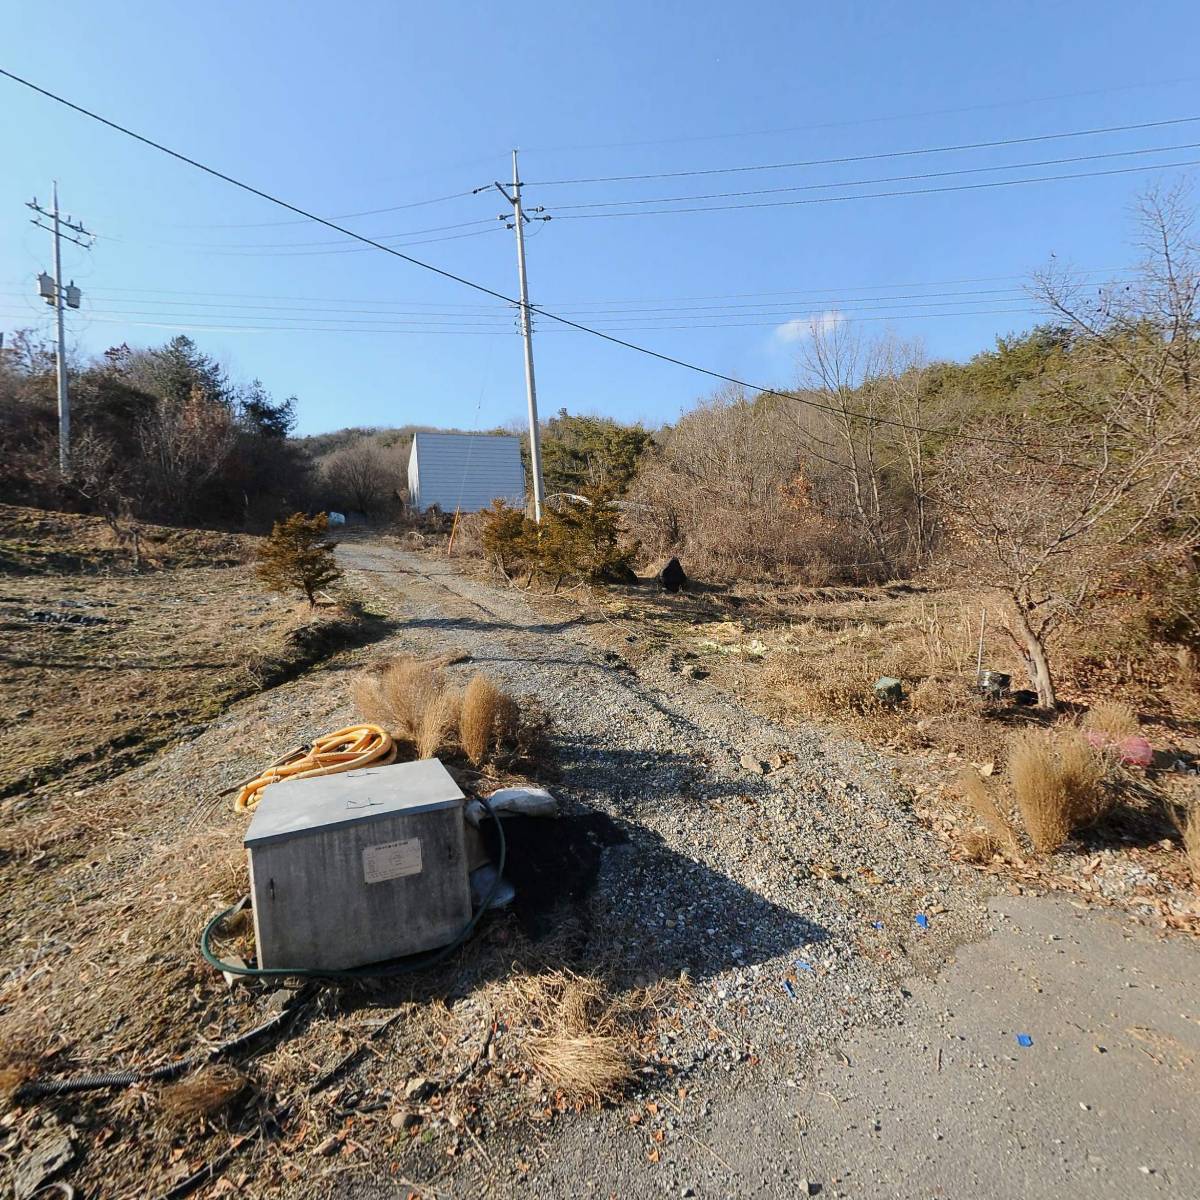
<box><xmin>332</xmin><ymin>539</ymin><xmax>1200</xmax><ymax>1199</ymax></box>
<box><xmin>12</xmin><ymin>535</ymin><xmax>1192</xmax><ymax>1199</ymax></box>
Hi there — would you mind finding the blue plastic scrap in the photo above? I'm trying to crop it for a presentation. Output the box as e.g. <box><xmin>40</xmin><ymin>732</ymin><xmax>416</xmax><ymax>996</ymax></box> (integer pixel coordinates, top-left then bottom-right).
<box><xmin>795</xmin><ymin>960</ymin><xmax>814</xmax><ymax>972</ymax></box>
<box><xmin>783</xmin><ymin>979</ymin><xmax>798</xmax><ymax>1001</ymax></box>
<box><xmin>871</xmin><ymin>921</ymin><xmax>885</xmax><ymax>930</ymax></box>
<box><xmin>914</xmin><ymin>913</ymin><xmax>929</xmax><ymax>930</ymax></box>
<box><xmin>1016</xmin><ymin>1033</ymin><xmax>1033</xmax><ymax>1048</ymax></box>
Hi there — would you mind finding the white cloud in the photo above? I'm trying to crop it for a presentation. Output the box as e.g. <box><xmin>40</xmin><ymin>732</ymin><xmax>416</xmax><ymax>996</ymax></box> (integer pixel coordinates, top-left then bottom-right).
<box><xmin>774</xmin><ymin>309</ymin><xmax>844</xmax><ymax>343</ymax></box>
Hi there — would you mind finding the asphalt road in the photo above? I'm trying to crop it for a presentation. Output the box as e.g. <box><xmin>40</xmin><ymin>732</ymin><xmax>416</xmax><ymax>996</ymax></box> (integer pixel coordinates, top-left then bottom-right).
<box><xmin>520</xmin><ymin>892</ymin><xmax>1199</xmax><ymax>1199</ymax></box>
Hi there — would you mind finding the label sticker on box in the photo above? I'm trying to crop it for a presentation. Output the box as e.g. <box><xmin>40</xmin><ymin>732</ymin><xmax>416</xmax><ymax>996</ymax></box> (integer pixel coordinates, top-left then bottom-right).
<box><xmin>363</xmin><ymin>837</ymin><xmax>423</xmax><ymax>883</ymax></box>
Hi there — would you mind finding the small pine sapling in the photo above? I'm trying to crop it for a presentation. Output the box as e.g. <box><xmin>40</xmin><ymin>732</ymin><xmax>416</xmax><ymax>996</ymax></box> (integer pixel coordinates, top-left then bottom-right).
<box><xmin>256</xmin><ymin>512</ymin><xmax>342</xmax><ymax>606</ymax></box>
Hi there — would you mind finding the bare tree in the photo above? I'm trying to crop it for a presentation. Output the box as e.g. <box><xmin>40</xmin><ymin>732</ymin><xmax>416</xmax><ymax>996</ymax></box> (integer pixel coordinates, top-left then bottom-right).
<box><xmin>139</xmin><ymin>383</ymin><xmax>237</xmax><ymax>515</ymax></box>
<box><xmin>321</xmin><ymin>442</ymin><xmax>404</xmax><ymax>516</ymax></box>
<box><xmin>798</xmin><ymin>324</ymin><xmax>942</xmax><ymax>575</ymax></box>
<box><xmin>937</xmin><ymin>185</ymin><xmax>1200</xmax><ymax>708</ymax></box>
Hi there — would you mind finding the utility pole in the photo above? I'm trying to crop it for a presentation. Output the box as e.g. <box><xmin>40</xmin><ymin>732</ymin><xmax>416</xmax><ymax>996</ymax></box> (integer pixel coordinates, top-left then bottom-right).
<box><xmin>493</xmin><ymin>150</ymin><xmax>550</xmax><ymax>522</ymax></box>
<box><xmin>28</xmin><ymin>183</ymin><xmax>93</xmax><ymax>474</ymax></box>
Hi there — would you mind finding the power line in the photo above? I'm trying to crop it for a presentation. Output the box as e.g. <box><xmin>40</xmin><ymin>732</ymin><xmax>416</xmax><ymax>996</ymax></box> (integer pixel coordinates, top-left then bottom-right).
<box><xmin>0</xmin><ymin>302</ymin><xmax>1038</xmax><ymax>335</ymax></box>
<box><xmin>181</xmin><ymin>225</ymin><xmax>507</xmax><ymax>257</ymax></box>
<box><xmin>552</xmin><ymin>141</ymin><xmax>1200</xmax><ymax>211</ymax></box>
<box><xmin>0</xmin><ymin>67</ymin><xmax>1117</xmax><ymax>449</ymax></box>
<box><xmin>0</xmin><ymin>285</ymin><xmax>1036</xmax><ymax>321</ymax></box>
<box><xmin>527</xmin><ymin>113</ymin><xmax>1200</xmax><ymax>185</ymax></box>
<box><xmin>0</xmin><ymin>264</ymin><xmax>1131</xmax><ymax>310</ymax></box>
<box><xmin>1</xmin><ymin>282</ymin><xmax>1049</xmax><ymax>324</ymax></box>
<box><xmin>558</xmin><ymin>157</ymin><xmax>1200</xmax><ymax>220</ymax></box>
<box><xmin>150</xmin><ymin>218</ymin><xmax>498</xmax><ymax>252</ymax></box>
<box><xmin>523</xmin><ymin>75</ymin><xmax>1200</xmax><ymax>154</ymax></box>
<box><xmin>171</xmin><ymin>188</ymin><xmax>483</xmax><ymax>230</ymax></box>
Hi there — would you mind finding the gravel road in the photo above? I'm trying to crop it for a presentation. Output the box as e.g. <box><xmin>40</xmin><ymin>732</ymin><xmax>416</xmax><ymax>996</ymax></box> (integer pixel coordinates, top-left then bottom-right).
<box><xmin>331</xmin><ymin>538</ymin><xmax>1200</xmax><ymax>1200</ymax></box>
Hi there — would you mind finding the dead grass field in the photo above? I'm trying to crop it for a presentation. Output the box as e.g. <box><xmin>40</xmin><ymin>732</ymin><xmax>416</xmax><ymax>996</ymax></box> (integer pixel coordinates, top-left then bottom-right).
<box><xmin>489</xmin><ymin>561</ymin><xmax>1200</xmax><ymax>929</ymax></box>
<box><xmin>0</xmin><ymin>523</ymin><xmax>676</xmax><ymax>1198</ymax></box>
<box><xmin>0</xmin><ymin>505</ymin><xmax>371</xmax><ymax>804</ymax></box>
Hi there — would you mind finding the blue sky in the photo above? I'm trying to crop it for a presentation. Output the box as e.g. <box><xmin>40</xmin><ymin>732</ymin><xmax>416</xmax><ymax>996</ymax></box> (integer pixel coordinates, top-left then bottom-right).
<box><xmin>2</xmin><ymin>2</ymin><xmax>1198</xmax><ymax>435</ymax></box>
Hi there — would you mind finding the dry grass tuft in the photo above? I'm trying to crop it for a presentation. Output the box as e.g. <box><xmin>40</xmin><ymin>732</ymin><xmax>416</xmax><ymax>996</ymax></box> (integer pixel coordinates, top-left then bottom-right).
<box><xmin>909</xmin><ymin>676</ymin><xmax>970</xmax><ymax>716</ymax></box>
<box><xmin>1082</xmin><ymin>699</ymin><xmax>1140</xmax><ymax>743</ymax></box>
<box><xmin>958</xmin><ymin>828</ymin><xmax>1002</xmax><ymax>863</ymax></box>
<box><xmin>958</xmin><ymin>769</ymin><xmax>1019</xmax><ymax>855</ymax></box>
<box><xmin>1182</xmin><ymin>803</ymin><xmax>1200</xmax><ymax>886</ymax></box>
<box><xmin>352</xmin><ymin>654</ymin><xmax>545</xmax><ymax>769</ymax></box>
<box><xmin>763</xmin><ymin>647</ymin><xmax>878</xmax><ymax>718</ymax></box>
<box><xmin>500</xmin><ymin>971</ymin><xmax>636</xmax><ymax>1105</ymax></box>
<box><xmin>527</xmin><ymin>1032</ymin><xmax>632</xmax><ymax>1105</ymax></box>
<box><xmin>159</xmin><ymin>1064</ymin><xmax>246</xmax><ymax>1125</ymax></box>
<box><xmin>417</xmin><ymin>687</ymin><xmax>462</xmax><ymax>760</ymax></box>
<box><xmin>1008</xmin><ymin>728</ymin><xmax>1109</xmax><ymax>854</ymax></box>
<box><xmin>460</xmin><ymin>674</ymin><xmax>504</xmax><ymax>766</ymax></box>
<box><xmin>352</xmin><ymin>655</ymin><xmax>444</xmax><ymax>748</ymax></box>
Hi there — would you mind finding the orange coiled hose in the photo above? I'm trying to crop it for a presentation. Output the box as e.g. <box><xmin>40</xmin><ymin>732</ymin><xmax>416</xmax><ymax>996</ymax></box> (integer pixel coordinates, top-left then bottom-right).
<box><xmin>233</xmin><ymin>723</ymin><xmax>397</xmax><ymax>813</ymax></box>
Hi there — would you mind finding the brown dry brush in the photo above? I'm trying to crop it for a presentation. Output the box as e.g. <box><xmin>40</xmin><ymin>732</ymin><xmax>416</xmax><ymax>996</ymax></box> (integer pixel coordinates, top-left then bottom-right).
<box><xmin>958</xmin><ymin>728</ymin><xmax>1112</xmax><ymax>858</ymax></box>
<box><xmin>417</xmin><ymin>687</ymin><xmax>462</xmax><ymax>760</ymax></box>
<box><xmin>352</xmin><ymin>656</ymin><xmax>445</xmax><ymax>749</ymax></box>
<box><xmin>351</xmin><ymin>656</ymin><xmax>545</xmax><ymax>768</ymax></box>
<box><xmin>1009</xmin><ymin>728</ymin><xmax>1110</xmax><ymax>854</ymax></box>
<box><xmin>159</xmin><ymin>1063</ymin><xmax>247</xmax><ymax>1127</ymax></box>
<box><xmin>1081</xmin><ymin>699</ymin><xmax>1140</xmax><ymax>742</ymax></box>
<box><xmin>460</xmin><ymin>674</ymin><xmax>504</xmax><ymax>766</ymax></box>
<box><xmin>1177</xmin><ymin>801</ymin><xmax>1200</xmax><ymax>886</ymax></box>
<box><xmin>957</xmin><ymin>768</ymin><xmax>1020</xmax><ymax>861</ymax></box>
<box><xmin>498</xmin><ymin>971</ymin><xmax>638</xmax><ymax>1106</ymax></box>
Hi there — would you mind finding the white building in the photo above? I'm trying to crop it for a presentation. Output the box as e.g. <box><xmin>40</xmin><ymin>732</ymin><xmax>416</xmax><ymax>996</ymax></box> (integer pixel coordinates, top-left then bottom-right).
<box><xmin>407</xmin><ymin>432</ymin><xmax>526</xmax><ymax>514</ymax></box>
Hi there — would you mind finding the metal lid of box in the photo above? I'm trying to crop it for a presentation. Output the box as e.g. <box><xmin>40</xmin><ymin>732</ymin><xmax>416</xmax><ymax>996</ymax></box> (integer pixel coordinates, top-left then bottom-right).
<box><xmin>243</xmin><ymin>759</ymin><xmax>465</xmax><ymax>848</ymax></box>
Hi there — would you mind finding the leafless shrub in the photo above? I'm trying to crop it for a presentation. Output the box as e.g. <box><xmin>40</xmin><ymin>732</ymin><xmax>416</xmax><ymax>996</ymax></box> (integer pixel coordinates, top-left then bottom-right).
<box><xmin>1009</xmin><ymin>728</ymin><xmax>1109</xmax><ymax>853</ymax></box>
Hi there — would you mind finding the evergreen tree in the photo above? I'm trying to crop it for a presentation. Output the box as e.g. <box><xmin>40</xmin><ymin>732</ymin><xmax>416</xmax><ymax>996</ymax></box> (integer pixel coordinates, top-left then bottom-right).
<box><xmin>256</xmin><ymin>513</ymin><xmax>342</xmax><ymax>606</ymax></box>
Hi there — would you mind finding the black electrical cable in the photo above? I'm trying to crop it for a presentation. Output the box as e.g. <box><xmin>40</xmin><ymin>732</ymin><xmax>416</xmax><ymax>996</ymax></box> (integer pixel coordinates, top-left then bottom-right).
<box><xmin>188</xmin><ymin>188</ymin><xmax>484</xmax><ymax>230</ymax></box>
<box><xmin>524</xmin><ymin>76</ymin><xmax>1200</xmax><ymax>154</ymax></box>
<box><xmin>551</xmin><ymin>140</ymin><xmax>1200</xmax><ymax>210</ymax></box>
<box><xmin>557</xmin><ymin>156</ymin><xmax>1200</xmax><ymax>221</ymax></box>
<box><xmin>0</xmin><ymin>67</ymin><xmax>1081</xmax><ymax>449</ymax></box>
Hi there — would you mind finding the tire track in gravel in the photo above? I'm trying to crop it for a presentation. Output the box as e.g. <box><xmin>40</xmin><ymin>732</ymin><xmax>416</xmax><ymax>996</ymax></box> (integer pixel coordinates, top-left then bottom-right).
<box><xmin>338</xmin><ymin>539</ymin><xmax>985</xmax><ymax>1006</ymax></box>
<box><xmin>331</xmin><ymin>539</ymin><xmax>999</xmax><ymax>1198</ymax></box>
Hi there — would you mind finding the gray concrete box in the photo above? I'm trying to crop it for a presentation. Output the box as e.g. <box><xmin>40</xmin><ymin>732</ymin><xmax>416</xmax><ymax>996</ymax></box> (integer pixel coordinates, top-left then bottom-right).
<box><xmin>244</xmin><ymin>759</ymin><xmax>472</xmax><ymax>970</ymax></box>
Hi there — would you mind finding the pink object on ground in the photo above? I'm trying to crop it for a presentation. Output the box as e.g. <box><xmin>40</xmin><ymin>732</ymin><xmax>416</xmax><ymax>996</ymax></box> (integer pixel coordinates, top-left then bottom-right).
<box><xmin>1118</xmin><ymin>735</ymin><xmax>1153</xmax><ymax>768</ymax></box>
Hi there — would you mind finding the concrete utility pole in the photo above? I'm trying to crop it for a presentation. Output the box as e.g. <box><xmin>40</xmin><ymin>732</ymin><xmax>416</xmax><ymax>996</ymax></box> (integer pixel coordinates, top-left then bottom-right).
<box><xmin>28</xmin><ymin>183</ymin><xmax>93</xmax><ymax>474</ymax></box>
<box><xmin>494</xmin><ymin>150</ymin><xmax>549</xmax><ymax>522</ymax></box>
